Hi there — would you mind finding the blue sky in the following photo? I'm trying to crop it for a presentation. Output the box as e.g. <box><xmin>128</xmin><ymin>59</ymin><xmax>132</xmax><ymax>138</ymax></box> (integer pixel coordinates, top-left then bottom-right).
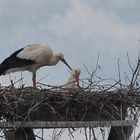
<box><xmin>0</xmin><ymin>0</ymin><xmax>140</xmax><ymax>87</ymax></box>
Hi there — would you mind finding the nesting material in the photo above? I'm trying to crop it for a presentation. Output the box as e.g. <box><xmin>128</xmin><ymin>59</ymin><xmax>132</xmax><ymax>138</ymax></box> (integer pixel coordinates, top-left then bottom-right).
<box><xmin>0</xmin><ymin>85</ymin><xmax>139</xmax><ymax>122</ymax></box>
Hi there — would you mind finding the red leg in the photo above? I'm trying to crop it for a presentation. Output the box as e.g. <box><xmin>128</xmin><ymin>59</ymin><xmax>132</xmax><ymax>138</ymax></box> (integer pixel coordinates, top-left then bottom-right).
<box><xmin>32</xmin><ymin>73</ymin><xmax>36</xmax><ymax>87</ymax></box>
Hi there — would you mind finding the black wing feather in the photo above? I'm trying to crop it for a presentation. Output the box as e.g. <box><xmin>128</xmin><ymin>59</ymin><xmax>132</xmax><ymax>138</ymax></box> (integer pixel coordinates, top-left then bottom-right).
<box><xmin>0</xmin><ymin>47</ymin><xmax>36</xmax><ymax>75</ymax></box>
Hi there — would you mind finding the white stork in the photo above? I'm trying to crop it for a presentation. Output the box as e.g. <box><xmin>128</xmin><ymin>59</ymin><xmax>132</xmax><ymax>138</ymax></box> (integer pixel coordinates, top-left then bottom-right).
<box><xmin>60</xmin><ymin>68</ymin><xmax>81</xmax><ymax>92</ymax></box>
<box><xmin>0</xmin><ymin>44</ymin><xmax>72</xmax><ymax>87</ymax></box>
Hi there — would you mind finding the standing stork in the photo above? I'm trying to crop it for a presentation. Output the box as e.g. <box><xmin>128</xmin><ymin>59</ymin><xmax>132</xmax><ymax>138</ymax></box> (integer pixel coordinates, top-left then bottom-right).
<box><xmin>0</xmin><ymin>44</ymin><xmax>72</xmax><ymax>87</ymax></box>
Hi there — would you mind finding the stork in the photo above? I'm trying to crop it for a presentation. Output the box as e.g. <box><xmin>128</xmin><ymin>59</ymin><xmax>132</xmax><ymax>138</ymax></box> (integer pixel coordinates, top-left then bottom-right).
<box><xmin>0</xmin><ymin>44</ymin><xmax>72</xmax><ymax>87</ymax></box>
<box><xmin>60</xmin><ymin>68</ymin><xmax>81</xmax><ymax>92</ymax></box>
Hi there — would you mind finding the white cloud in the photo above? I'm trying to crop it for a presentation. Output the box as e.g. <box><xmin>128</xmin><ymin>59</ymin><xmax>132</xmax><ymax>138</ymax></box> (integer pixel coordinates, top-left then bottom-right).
<box><xmin>44</xmin><ymin>0</ymin><xmax>140</xmax><ymax>81</ymax></box>
<box><xmin>48</xmin><ymin>0</ymin><xmax>140</xmax><ymax>62</ymax></box>
<box><xmin>51</xmin><ymin>0</ymin><xmax>140</xmax><ymax>44</ymax></box>
<box><xmin>83</xmin><ymin>0</ymin><xmax>140</xmax><ymax>10</ymax></box>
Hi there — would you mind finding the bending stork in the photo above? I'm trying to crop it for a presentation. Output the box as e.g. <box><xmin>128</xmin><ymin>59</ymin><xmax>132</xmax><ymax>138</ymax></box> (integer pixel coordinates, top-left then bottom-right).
<box><xmin>0</xmin><ymin>44</ymin><xmax>72</xmax><ymax>87</ymax></box>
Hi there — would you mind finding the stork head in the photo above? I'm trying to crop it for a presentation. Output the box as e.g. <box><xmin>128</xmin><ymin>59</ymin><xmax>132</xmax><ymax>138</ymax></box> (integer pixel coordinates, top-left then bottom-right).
<box><xmin>56</xmin><ymin>53</ymin><xmax>72</xmax><ymax>70</ymax></box>
<box><xmin>71</xmin><ymin>68</ymin><xmax>81</xmax><ymax>88</ymax></box>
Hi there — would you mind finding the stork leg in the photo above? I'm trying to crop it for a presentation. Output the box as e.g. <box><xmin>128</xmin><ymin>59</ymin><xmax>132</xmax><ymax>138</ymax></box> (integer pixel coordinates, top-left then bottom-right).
<box><xmin>32</xmin><ymin>73</ymin><xmax>36</xmax><ymax>87</ymax></box>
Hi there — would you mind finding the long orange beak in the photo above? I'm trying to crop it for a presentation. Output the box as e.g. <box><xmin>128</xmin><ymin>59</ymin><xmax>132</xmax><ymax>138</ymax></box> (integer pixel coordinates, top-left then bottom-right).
<box><xmin>61</xmin><ymin>59</ymin><xmax>72</xmax><ymax>70</ymax></box>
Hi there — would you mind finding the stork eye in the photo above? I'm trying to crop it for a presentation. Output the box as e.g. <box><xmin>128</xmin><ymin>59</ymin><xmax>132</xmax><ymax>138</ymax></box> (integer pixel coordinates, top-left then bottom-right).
<box><xmin>56</xmin><ymin>56</ymin><xmax>60</xmax><ymax>59</ymax></box>
<box><xmin>57</xmin><ymin>55</ymin><xmax>62</xmax><ymax>59</ymax></box>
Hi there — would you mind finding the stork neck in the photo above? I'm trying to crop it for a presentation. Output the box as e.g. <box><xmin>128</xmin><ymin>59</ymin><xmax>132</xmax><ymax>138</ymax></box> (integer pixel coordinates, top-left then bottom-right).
<box><xmin>49</xmin><ymin>56</ymin><xmax>59</xmax><ymax>65</ymax></box>
<box><xmin>66</xmin><ymin>76</ymin><xmax>76</xmax><ymax>87</ymax></box>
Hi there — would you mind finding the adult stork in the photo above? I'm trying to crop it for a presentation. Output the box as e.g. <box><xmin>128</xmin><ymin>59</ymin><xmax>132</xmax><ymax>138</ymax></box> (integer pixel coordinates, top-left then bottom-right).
<box><xmin>0</xmin><ymin>44</ymin><xmax>72</xmax><ymax>87</ymax></box>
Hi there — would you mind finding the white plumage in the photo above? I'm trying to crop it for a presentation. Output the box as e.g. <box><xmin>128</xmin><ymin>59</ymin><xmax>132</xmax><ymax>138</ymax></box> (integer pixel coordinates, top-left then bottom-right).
<box><xmin>0</xmin><ymin>44</ymin><xmax>72</xmax><ymax>87</ymax></box>
<box><xmin>17</xmin><ymin>44</ymin><xmax>53</xmax><ymax>64</ymax></box>
<box><xmin>60</xmin><ymin>68</ymin><xmax>81</xmax><ymax>92</ymax></box>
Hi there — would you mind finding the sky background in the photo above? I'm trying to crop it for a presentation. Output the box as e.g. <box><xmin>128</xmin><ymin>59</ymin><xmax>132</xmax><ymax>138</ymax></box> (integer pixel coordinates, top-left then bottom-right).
<box><xmin>0</xmin><ymin>0</ymin><xmax>140</xmax><ymax>139</ymax></box>
<box><xmin>0</xmin><ymin>0</ymin><xmax>140</xmax><ymax>87</ymax></box>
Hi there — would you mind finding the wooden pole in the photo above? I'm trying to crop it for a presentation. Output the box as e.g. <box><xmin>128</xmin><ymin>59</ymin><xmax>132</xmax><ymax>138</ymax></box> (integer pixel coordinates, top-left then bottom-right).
<box><xmin>108</xmin><ymin>126</ymin><xmax>132</xmax><ymax>140</ymax></box>
<box><xmin>0</xmin><ymin>120</ymin><xmax>136</xmax><ymax>128</ymax></box>
<box><xmin>4</xmin><ymin>128</ymin><xmax>36</xmax><ymax>140</ymax></box>
<box><xmin>108</xmin><ymin>103</ymin><xmax>132</xmax><ymax>140</ymax></box>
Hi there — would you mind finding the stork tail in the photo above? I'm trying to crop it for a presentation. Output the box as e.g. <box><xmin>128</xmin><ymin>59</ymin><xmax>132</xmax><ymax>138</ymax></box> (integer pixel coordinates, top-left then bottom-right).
<box><xmin>0</xmin><ymin>64</ymin><xmax>7</xmax><ymax>75</ymax></box>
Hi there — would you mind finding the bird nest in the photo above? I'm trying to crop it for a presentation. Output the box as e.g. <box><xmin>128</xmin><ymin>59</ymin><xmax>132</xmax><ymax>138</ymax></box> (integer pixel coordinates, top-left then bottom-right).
<box><xmin>0</xmin><ymin>58</ymin><xmax>140</xmax><ymax>124</ymax></box>
<box><xmin>0</xmin><ymin>85</ymin><xmax>139</xmax><ymax>122</ymax></box>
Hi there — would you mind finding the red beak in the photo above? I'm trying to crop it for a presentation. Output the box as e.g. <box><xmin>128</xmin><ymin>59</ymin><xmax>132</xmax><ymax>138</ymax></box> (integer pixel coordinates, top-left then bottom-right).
<box><xmin>61</xmin><ymin>59</ymin><xmax>72</xmax><ymax>71</ymax></box>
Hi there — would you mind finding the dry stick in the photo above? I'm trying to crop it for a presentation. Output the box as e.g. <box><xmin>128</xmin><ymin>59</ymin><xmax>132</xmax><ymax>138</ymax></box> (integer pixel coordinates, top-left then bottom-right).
<box><xmin>52</xmin><ymin>129</ymin><xmax>55</xmax><ymax>140</ymax></box>
<box><xmin>52</xmin><ymin>129</ymin><xmax>57</xmax><ymax>140</ymax></box>
<box><xmin>133</xmin><ymin>66</ymin><xmax>140</xmax><ymax>87</ymax></box>
<box><xmin>124</xmin><ymin>72</ymin><xmax>131</xmax><ymax>85</ymax></box>
<box><xmin>41</xmin><ymin>128</ymin><xmax>43</xmax><ymax>140</ymax></box>
<box><xmin>13</xmin><ymin>78</ymin><xmax>24</xmax><ymax>85</ymax></box>
<box><xmin>100</xmin><ymin>128</ymin><xmax>105</xmax><ymax>140</ymax></box>
<box><xmin>89</xmin><ymin>127</ymin><xmax>91</xmax><ymax>140</ymax></box>
<box><xmin>37</xmin><ymin>82</ymin><xmax>59</xmax><ymax>90</ymax></box>
<box><xmin>8</xmin><ymin>74</ymin><xmax>14</xmax><ymax>87</ymax></box>
<box><xmin>81</xmin><ymin>103</ymin><xmax>88</xmax><ymax>121</ymax></box>
<box><xmin>91</xmin><ymin>127</ymin><xmax>97</xmax><ymax>140</ymax></box>
<box><xmin>83</xmin><ymin>52</ymin><xmax>100</xmax><ymax>89</ymax></box>
<box><xmin>37</xmin><ymin>74</ymin><xmax>50</xmax><ymax>83</ymax></box>
<box><xmin>120</xmin><ymin>102</ymin><xmax>127</xmax><ymax>140</ymax></box>
<box><xmin>98</xmin><ymin>97</ymin><xmax>115</xmax><ymax>120</ymax></box>
<box><xmin>84</xmin><ymin>128</ymin><xmax>88</xmax><ymax>140</ymax></box>
<box><xmin>68</xmin><ymin>128</ymin><xmax>74</xmax><ymax>140</ymax></box>
<box><xmin>83</xmin><ymin>65</ymin><xmax>94</xmax><ymax>89</ymax></box>
<box><xmin>54</xmin><ymin>128</ymin><xmax>65</xmax><ymax>140</ymax></box>
<box><xmin>117</xmin><ymin>59</ymin><xmax>122</xmax><ymax>88</ymax></box>
<box><xmin>54</xmin><ymin>129</ymin><xmax>61</xmax><ymax>140</ymax></box>
<box><xmin>130</xmin><ymin>59</ymin><xmax>140</xmax><ymax>88</ymax></box>
<box><xmin>24</xmin><ymin>102</ymin><xmax>42</xmax><ymax>121</ymax></box>
<box><xmin>34</xmin><ymin>129</ymin><xmax>42</xmax><ymax>137</ymax></box>
<box><xmin>68</xmin><ymin>128</ymin><xmax>75</xmax><ymax>139</ymax></box>
<box><xmin>103</xmin><ymin>80</ymin><xmax>120</xmax><ymax>92</ymax></box>
<box><xmin>34</xmin><ymin>134</ymin><xmax>45</xmax><ymax>140</ymax></box>
<box><xmin>91</xmin><ymin>51</ymin><xmax>100</xmax><ymax>79</ymax></box>
<box><xmin>104</xmin><ymin>103</ymin><xmax>121</xmax><ymax>119</ymax></box>
<box><xmin>127</xmin><ymin>52</ymin><xmax>134</xmax><ymax>73</ymax></box>
<box><xmin>136</xmin><ymin>133</ymin><xmax>140</xmax><ymax>140</ymax></box>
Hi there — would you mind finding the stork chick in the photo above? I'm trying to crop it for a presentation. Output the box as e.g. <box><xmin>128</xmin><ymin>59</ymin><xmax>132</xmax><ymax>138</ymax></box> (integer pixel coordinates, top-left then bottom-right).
<box><xmin>61</xmin><ymin>68</ymin><xmax>81</xmax><ymax>92</ymax></box>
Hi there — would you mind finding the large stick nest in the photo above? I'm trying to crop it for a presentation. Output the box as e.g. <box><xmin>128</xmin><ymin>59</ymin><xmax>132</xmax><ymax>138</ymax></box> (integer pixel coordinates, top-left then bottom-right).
<box><xmin>0</xmin><ymin>86</ymin><xmax>139</xmax><ymax>122</ymax></box>
<box><xmin>0</xmin><ymin>58</ymin><xmax>140</xmax><ymax>123</ymax></box>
